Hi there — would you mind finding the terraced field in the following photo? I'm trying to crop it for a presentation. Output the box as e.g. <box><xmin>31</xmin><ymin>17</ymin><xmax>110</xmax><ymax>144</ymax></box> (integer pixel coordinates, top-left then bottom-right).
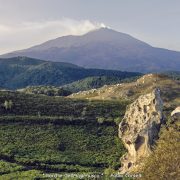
<box><xmin>0</xmin><ymin>91</ymin><xmax>127</xmax><ymax>178</ymax></box>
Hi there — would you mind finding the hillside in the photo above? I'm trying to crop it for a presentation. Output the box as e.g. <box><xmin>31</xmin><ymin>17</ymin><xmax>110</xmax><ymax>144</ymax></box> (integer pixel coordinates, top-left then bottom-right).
<box><xmin>163</xmin><ymin>71</ymin><xmax>180</xmax><ymax>80</ymax></box>
<box><xmin>18</xmin><ymin>86</ymin><xmax>72</xmax><ymax>96</ymax></box>
<box><xmin>62</xmin><ymin>76</ymin><xmax>140</xmax><ymax>93</ymax></box>
<box><xmin>18</xmin><ymin>76</ymin><xmax>140</xmax><ymax>96</ymax></box>
<box><xmin>1</xmin><ymin>28</ymin><xmax>180</xmax><ymax>73</ymax></box>
<box><xmin>69</xmin><ymin>74</ymin><xmax>180</xmax><ymax>113</ymax></box>
<box><xmin>0</xmin><ymin>74</ymin><xmax>179</xmax><ymax>178</ymax></box>
<box><xmin>0</xmin><ymin>90</ymin><xmax>127</xmax><ymax>178</ymax></box>
<box><xmin>0</xmin><ymin>56</ymin><xmax>140</xmax><ymax>89</ymax></box>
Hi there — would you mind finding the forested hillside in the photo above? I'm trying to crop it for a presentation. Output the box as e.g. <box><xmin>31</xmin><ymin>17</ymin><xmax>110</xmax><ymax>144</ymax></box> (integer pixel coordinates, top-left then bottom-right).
<box><xmin>0</xmin><ymin>56</ymin><xmax>140</xmax><ymax>89</ymax></box>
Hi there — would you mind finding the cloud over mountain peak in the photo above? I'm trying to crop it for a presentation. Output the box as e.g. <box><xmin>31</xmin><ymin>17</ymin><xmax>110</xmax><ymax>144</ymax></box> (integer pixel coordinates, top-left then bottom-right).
<box><xmin>0</xmin><ymin>18</ymin><xmax>105</xmax><ymax>54</ymax></box>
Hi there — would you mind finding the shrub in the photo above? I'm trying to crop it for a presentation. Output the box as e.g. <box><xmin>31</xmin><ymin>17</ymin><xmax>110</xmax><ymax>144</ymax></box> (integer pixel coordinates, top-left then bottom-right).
<box><xmin>3</xmin><ymin>100</ymin><xmax>13</xmax><ymax>110</ymax></box>
<box><xmin>97</xmin><ymin>117</ymin><xmax>105</xmax><ymax>124</ymax></box>
<box><xmin>114</xmin><ymin>117</ymin><xmax>122</xmax><ymax>125</ymax></box>
<box><xmin>140</xmin><ymin>123</ymin><xmax>180</xmax><ymax>180</ymax></box>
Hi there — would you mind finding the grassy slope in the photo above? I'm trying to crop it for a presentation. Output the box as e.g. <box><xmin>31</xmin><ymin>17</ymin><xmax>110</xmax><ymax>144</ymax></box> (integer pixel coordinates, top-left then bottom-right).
<box><xmin>62</xmin><ymin>76</ymin><xmax>140</xmax><ymax>93</ymax></box>
<box><xmin>69</xmin><ymin>74</ymin><xmax>180</xmax><ymax>111</ymax></box>
<box><xmin>0</xmin><ymin>91</ymin><xmax>127</xmax><ymax>178</ymax></box>
<box><xmin>18</xmin><ymin>76</ymin><xmax>140</xmax><ymax>98</ymax></box>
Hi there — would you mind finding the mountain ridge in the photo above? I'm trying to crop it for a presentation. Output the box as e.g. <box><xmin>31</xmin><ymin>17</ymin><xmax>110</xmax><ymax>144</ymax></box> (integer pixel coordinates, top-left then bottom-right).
<box><xmin>1</xmin><ymin>28</ymin><xmax>180</xmax><ymax>73</ymax></box>
<box><xmin>0</xmin><ymin>56</ymin><xmax>140</xmax><ymax>89</ymax></box>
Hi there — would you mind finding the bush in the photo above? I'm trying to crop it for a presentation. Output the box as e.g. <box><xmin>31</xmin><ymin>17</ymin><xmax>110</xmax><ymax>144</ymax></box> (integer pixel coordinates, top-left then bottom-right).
<box><xmin>114</xmin><ymin>117</ymin><xmax>122</xmax><ymax>125</ymax></box>
<box><xmin>140</xmin><ymin>123</ymin><xmax>180</xmax><ymax>180</ymax></box>
<box><xmin>97</xmin><ymin>117</ymin><xmax>105</xmax><ymax>124</ymax></box>
<box><xmin>3</xmin><ymin>100</ymin><xmax>13</xmax><ymax>110</ymax></box>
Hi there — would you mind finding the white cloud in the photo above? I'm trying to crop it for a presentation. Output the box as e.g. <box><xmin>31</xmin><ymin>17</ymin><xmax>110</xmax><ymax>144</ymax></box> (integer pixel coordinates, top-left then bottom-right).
<box><xmin>0</xmin><ymin>18</ymin><xmax>106</xmax><ymax>54</ymax></box>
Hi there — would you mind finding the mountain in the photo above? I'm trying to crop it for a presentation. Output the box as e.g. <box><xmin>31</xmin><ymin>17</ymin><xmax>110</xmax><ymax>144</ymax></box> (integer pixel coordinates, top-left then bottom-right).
<box><xmin>1</xmin><ymin>28</ymin><xmax>180</xmax><ymax>73</ymax></box>
<box><xmin>0</xmin><ymin>56</ymin><xmax>140</xmax><ymax>89</ymax></box>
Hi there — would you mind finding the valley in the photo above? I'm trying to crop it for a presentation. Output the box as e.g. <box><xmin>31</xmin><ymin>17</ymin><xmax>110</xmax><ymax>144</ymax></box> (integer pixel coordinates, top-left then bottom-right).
<box><xmin>0</xmin><ymin>1</ymin><xmax>180</xmax><ymax>179</ymax></box>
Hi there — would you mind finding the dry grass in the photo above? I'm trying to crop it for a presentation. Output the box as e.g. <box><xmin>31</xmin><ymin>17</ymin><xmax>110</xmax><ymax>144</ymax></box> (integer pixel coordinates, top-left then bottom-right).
<box><xmin>69</xmin><ymin>74</ymin><xmax>180</xmax><ymax>109</ymax></box>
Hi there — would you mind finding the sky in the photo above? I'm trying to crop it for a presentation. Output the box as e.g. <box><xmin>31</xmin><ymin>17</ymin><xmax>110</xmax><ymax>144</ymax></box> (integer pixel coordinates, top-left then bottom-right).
<box><xmin>0</xmin><ymin>0</ymin><xmax>180</xmax><ymax>54</ymax></box>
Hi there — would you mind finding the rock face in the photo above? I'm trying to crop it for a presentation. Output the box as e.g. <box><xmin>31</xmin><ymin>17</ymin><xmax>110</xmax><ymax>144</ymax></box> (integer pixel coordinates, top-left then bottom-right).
<box><xmin>171</xmin><ymin>106</ymin><xmax>180</xmax><ymax>120</ymax></box>
<box><xmin>119</xmin><ymin>89</ymin><xmax>163</xmax><ymax>173</ymax></box>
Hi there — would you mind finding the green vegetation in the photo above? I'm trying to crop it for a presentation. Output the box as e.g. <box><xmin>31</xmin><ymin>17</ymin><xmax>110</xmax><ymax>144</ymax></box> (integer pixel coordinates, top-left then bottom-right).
<box><xmin>0</xmin><ymin>160</ymin><xmax>24</xmax><ymax>175</ymax></box>
<box><xmin>62</xmin><ymin>76</ymin><xmax>140</xmax><ymax>93</ymax></box>
<box><xmin>19</xmin><ymin>76</ymin><xmax>141</xmax><ymax>97</ymax></box>
<box><xmin>0</xmin><ymin>169</ymin><xmax>45</xmax><ymax>180</ymax></box>
<box><xmin>0</xmin><ymin>90</ymin><xmax>127</xmax><ymax>178</ymax></box>
<box><xmin>19</xmin><ymin>86</ymin><xmax>72</xmax><ymax>96</ymax></box>
<box><xmin>70</xmin><ymin>74</ymin><xmax>180</xmax><ymax>111</ymax></box>
<box><xmin>3</xmin><ymin>100</ymin><xmax>13</xmax><ymax>110</ymax></box>
<box><xmin>0</xmin><ymin>73</ymin><xmax>178</xmax><ymax>179</ymax></box>
<box><xmin>0</xmin><ymin>56</ymin><xmax>141</xmax><ymax>89</ymax></box>
<box><xmin>0</xmin><ymin>91</ymin><xmax>128</xmax><ymax>118</ymax></box>
<box><xmin>0</xmin><ymin>123</ymin><xmax>125</xmax><ymax>172</ymax></box>
<box><xmin>141</xmin><ymin>120</ymin><xmax>180</xmax><ymax>180</ymax></box>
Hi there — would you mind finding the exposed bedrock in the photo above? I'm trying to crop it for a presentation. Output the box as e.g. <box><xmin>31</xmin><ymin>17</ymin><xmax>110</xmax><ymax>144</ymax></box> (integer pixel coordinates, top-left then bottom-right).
<box><xmin>119</xmin><ymin>89</ymin><xmax>163</xmax><ymax>173</ymax></box>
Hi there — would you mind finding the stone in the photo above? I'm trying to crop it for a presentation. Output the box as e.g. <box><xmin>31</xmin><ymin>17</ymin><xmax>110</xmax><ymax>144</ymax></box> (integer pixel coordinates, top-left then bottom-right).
<box><xmin>119</xmin><ymin>89</ymin><xmax>163</xmax><ymax>173</ymax></box>
<box><xmin>171</xmin><ymin>106</ymin><xmax>180</xmax><ymax>121</ymax></box>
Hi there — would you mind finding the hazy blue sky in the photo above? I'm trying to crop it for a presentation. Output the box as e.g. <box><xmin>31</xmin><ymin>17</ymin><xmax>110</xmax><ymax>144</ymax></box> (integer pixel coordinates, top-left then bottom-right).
<box><xmin>0</xmin><ymin>0</ymin><xmax>180</xmax><ymax>54</ymax></box>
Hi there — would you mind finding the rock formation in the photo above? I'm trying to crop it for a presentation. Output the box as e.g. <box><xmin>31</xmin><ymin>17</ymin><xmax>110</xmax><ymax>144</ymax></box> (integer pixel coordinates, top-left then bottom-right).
<box><xmin>171</xmin><ymin>106</ymin><xmax>180</xmax><ymax>120</ymax></box>
<box><xmin>119</xmin><ymin>89</ymin><xmax>163</xmax><ymax>173</ymax></box>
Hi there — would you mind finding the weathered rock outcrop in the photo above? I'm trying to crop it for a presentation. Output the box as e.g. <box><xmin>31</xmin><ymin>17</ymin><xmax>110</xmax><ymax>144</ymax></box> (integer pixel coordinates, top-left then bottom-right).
<box><xmin>119</xmin><ymin>89</ymin><xmax>163</xmax><ymax>173</ymax></box>
<box><xmin>171</xmin><ymin>106</ymin><xmax>180</xmax><ymax>120</ymax></box>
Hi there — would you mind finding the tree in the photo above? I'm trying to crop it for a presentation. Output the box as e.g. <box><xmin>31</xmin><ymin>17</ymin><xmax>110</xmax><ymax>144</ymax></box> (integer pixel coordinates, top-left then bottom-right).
<box><xmin>4</xmin><ymin>100</ymin><xmax>13</xmax><ymax>110</ymax></box>
<box><xmin>4</xmin><ymin>100</ymin><xmax>9</xmax><ymax>110</ymax></box>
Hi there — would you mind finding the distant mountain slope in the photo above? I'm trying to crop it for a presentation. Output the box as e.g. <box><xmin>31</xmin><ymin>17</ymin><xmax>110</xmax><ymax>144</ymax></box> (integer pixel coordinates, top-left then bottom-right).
<box><xmin>162</xmin><ymin>71</ymin><xmax>180</xmax><ymax>80</ymax></box>
<box><xmin>19</xmin><ymin>76</ymin><xmax>140</xmax><ymax>96</ymax></box>
<box><xmin>1</xmin><ymin>28</ymin><xmax>180</xmax><ymax>73</ymax></box>
<box><xmin>0</xmin><ymin>57</ymin><xmax>140</xmax><ymax>89</ymax></box>
<box><xmin>62</xmin><ymin>76</ymin><xmax>140</xmax><ymax>93</ymax></box>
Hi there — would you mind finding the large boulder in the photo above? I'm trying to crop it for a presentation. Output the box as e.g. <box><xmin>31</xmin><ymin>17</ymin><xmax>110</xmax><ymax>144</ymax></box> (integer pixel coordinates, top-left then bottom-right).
<box><xmin>119</xmin><ymin>89</ymin><xmax>163</xmax><ymax>173</ymax></box>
